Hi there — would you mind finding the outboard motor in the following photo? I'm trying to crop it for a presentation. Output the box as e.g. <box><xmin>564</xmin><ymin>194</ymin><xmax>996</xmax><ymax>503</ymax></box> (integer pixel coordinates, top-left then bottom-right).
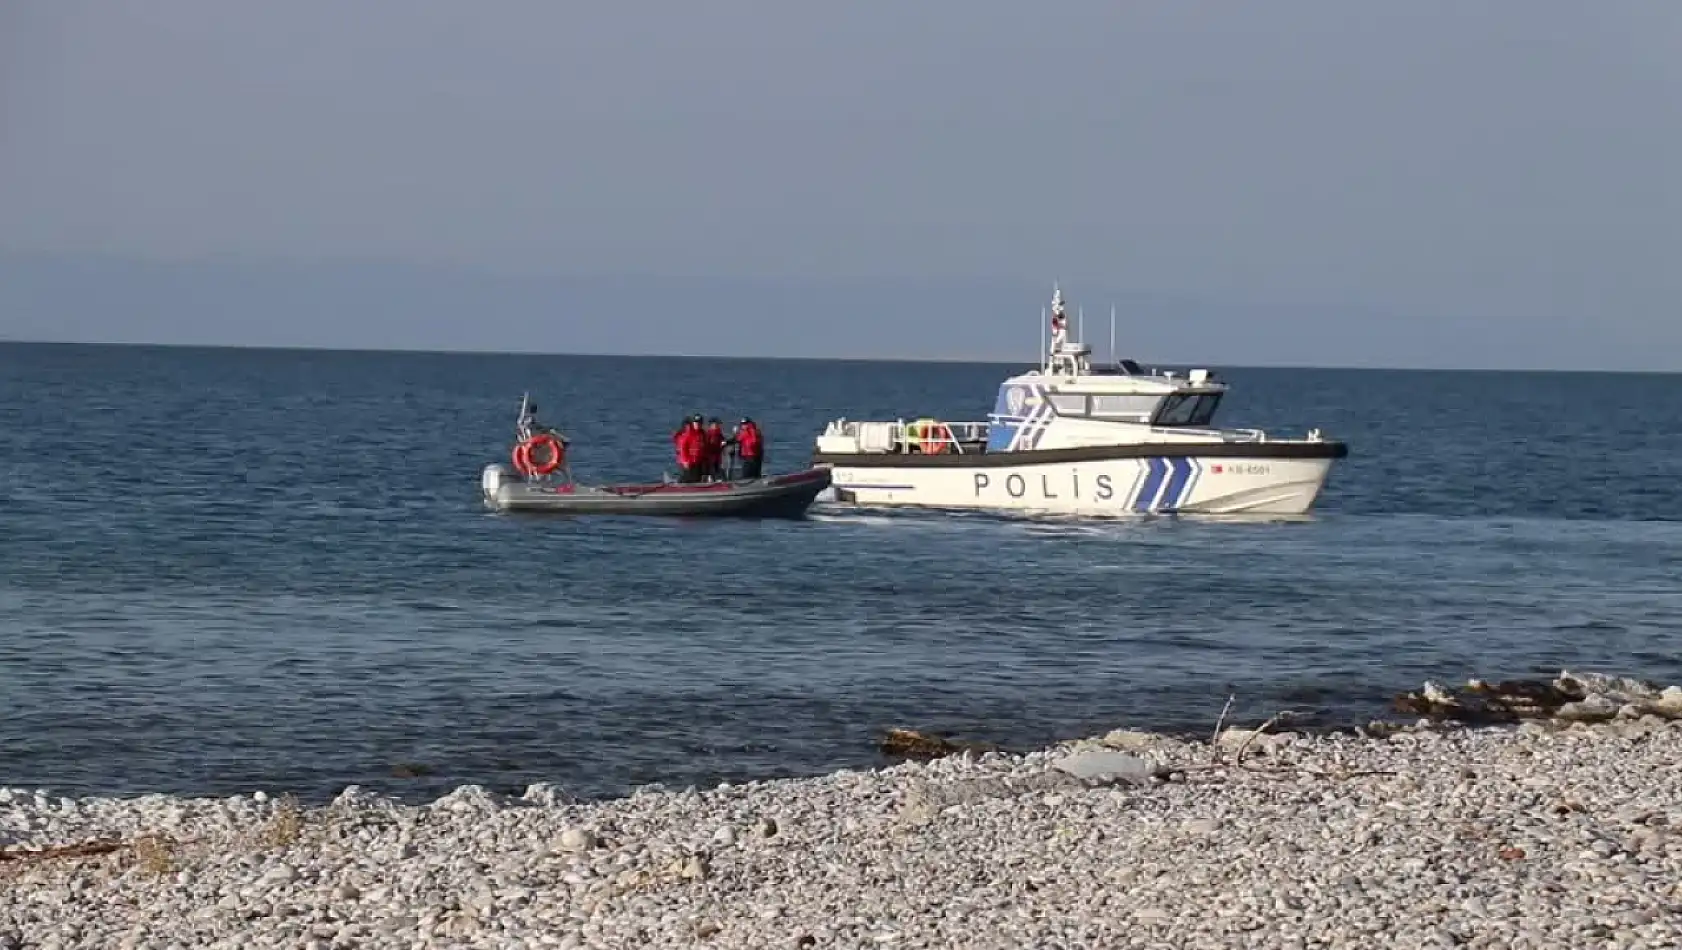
<box><xmin>482</xmin><ymin>463</ymin><xmax>511</xmax><ymax>506</ymax></box>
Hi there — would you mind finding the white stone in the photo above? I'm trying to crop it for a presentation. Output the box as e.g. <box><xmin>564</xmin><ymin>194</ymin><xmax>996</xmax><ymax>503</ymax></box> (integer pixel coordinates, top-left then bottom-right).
<box><xmin>3</xmin><ymin>696</ymin><xmax>1682</xmax><ymax>950</ymax></box>
<box><xmin>554</xmin><ymin>827</ymin><xmax>597</xmax><ymax>853</ymax></box>
<box><xmin>1049</xmin><ymin>750</ymin><xmax>1156</xmax><ymax>785</ymax></box>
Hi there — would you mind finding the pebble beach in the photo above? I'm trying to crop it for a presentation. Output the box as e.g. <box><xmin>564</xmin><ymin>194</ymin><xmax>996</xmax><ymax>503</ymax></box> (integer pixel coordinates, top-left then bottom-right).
<box><xmin>5</xmin><ymin>672</ymin><xmax>1682</xmax><ymax>950</ymax></box>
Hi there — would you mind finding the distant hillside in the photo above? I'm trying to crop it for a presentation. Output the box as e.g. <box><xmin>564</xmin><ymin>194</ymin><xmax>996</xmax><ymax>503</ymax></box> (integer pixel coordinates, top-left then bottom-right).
<box><xmin>0</xmin><ymin>252</ymin><xmax>1641</xmax><ymax>370</ymax></box>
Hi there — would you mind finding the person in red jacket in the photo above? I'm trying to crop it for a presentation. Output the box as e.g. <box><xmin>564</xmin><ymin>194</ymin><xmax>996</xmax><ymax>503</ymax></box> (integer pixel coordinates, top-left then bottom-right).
<box><xmin>731</xmin><ymin>417</ymin><xmax>765</xmax><ymax>480</ymax></box>
<box><xmin>702</xmin><ymin>418</ymin><xmax>727</xmax><ymax>481</ymax></box>
<box><xmin>672</xmin><ymin>415</ymin><xmax>705</xmax><ymax>482</ymax></box>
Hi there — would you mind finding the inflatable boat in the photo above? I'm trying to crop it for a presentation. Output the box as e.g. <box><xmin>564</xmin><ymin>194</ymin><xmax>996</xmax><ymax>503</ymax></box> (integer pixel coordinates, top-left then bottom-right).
<box><xmin>481</xmin><ymin>463</ymin><xmax>832</xmax><ymax>517</ymax></box>
<box><xmin>479</xmin><ymin>394</ymin><xmax>831</xmax><ymax>518</ymax></box>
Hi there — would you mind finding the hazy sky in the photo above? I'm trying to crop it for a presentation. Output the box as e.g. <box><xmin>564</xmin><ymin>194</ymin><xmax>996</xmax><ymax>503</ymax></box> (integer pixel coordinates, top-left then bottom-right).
<box><xmin>1</xmin><ymin>1</ymin><xmax>1679</xmax><ymax>367</ymax></box>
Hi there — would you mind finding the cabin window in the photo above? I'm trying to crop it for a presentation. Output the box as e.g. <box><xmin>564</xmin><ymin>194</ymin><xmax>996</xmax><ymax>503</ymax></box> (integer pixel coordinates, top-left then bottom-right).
<box><xmin>1047</xmin><ymin>394</ymin><xmax>1089</xmax><ymax>416</ymax></box>
<box><xmin>1087</xmin><ymin>394</ymin><xmax>1160</xmax><ymax>422</ymax></box>
<box><xmin>1153</xmin><ymin>393</ymin><xmax>1222</xmax><ymax>427</ymax></box>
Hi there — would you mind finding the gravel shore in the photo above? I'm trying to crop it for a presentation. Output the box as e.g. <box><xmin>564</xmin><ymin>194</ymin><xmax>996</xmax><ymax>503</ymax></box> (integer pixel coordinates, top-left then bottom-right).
<box><xmin>5</xmin><ymin>673</ymin><xmax>1682</xmax><ymax>949</ymax></box>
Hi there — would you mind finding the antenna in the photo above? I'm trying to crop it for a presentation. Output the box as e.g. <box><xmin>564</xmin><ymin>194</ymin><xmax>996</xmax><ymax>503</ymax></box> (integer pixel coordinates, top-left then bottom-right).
<box><xmin>1078</xmin><ymin>305</ymin><xmax>1085</xmax><ymax>344</ymax></box>
<box><xmin>1040</xmin><ymin>306</ymin><xmax>1047</xmax><ymax>369</ymax></box>
<box><xmin>1110</xmin><ymin>304</ymin><xmax>1117</xmax><ymax>366</ymax></box>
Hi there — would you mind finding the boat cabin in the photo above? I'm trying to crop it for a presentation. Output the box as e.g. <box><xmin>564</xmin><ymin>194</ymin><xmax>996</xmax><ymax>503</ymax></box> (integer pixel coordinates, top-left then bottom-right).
<box><xmin>815</xmin><ymin>285</ymin><xmax>1267</xmax><ymax>458</ymax></box>
<box><xmin>976</xmin><ymin>363</ymin><xmax>1231</xmax><ymax>451</ymax></box>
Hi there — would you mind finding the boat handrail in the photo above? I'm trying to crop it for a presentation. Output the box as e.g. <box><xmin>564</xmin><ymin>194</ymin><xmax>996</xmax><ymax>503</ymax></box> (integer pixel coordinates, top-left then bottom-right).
<box><xmin>893</xmin><ymin>419</ymin><xmax>988</xmax><ymax>455</ymax></box>
<box><xmin>819</xmin><ymin>418</ymin><xmax>988</xmax><ymax>454</ymax></box>
<box><xmin>821</xmin><ymin>418</ymin><xmax>1299</xmax><ymax>452</ymax></box>
<box><xmin>1182</xmin><ymin>426</ymin><xmax>1266</xmax><ymax>442</ymax></box>
<box><xmin>1126</xmin><ymin>424</ymin><xmax>1267</xmax><ymax>442</ymax></box>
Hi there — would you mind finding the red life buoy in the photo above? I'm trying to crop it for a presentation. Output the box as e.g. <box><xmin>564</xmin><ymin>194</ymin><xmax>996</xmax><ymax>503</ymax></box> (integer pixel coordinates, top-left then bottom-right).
<box><xmin>513</xmin><ymin>433</ymin><xmax>565</xmax><ymax>476</ymax></box>
<box><xmin>919</xmin><ymin>422</ymin><xmax>953</xmax><ymax>455</ymax></box>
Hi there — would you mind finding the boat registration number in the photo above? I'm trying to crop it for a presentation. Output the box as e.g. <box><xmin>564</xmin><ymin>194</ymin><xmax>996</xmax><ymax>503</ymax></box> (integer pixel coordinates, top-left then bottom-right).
<box><xmin>1212</xmin><ymin>463</ymin><xmax>1271</xmax><ymax>476</ymax></box>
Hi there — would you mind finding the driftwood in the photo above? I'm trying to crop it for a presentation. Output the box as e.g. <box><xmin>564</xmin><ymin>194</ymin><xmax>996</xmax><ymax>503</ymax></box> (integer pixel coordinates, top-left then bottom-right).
<box><xmin>0</xmin><ymin>838</ymin><xmax>125</xmax><ymax>865</ymax></box>
<box><xmin>878</xmin><ymin>728</ymin><xmax>999</xmax><ymax>760</ymax></box>
<box><xmin>1210</xmin><ymin>694</ymin><xmax>1236</xmax><ymax>746</ymax></box>
<box><xmin>1393</xmin><ymin>677</ymin><xmax>1590</xmax><ymax>723</ymax></box>
<box><xmin>1229</xmin><ymin>710</ymin><xmax>1294</xmax><ymax>765</ymax></box>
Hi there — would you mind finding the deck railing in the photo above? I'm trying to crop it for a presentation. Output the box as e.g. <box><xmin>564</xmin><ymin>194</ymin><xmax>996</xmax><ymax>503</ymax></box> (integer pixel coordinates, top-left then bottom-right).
<box><xmin>894</xmin><ymin>419</ymin><xmax>989</xmax><ymax>454</ymax></box>
<box><xmin>821</xmin><ymin>418</ymin><xmax>1297</xmax><ymax>454</ymax></box>
<box><xmin>823</xmin><ymin>418</ymin><xmax>990</xmax><ymax>454</ymax></box>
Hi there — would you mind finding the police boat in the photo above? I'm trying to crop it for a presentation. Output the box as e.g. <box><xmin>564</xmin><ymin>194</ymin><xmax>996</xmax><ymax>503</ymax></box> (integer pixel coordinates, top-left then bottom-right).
<box><xmin>810</xmin><ymin>284</ymin><xmax>1349</xmax><ymax>517</ymax></box>
<box><xmin>481</xmin><ymin>395</ymin><xmax>832</xmax><ymax>518</ymax></box>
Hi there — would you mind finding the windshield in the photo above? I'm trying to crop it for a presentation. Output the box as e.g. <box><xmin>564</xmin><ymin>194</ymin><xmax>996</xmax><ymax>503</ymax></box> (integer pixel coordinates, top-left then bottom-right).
<box><xmin>1152</xmin><ymin>392</ymin><xmax>1222</xmax><ymax>427</ymax></box>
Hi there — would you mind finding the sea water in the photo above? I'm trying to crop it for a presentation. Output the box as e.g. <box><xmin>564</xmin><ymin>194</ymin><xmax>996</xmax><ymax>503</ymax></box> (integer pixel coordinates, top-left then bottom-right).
<box><xmin>2</xmin><ymin>342</ymin><xmax>1679</xmax><ymax>802</ymax></box>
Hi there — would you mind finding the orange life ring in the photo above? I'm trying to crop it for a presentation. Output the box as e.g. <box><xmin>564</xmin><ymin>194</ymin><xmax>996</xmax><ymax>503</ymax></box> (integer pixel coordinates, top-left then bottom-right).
<box><xmin>514</xmin><ymin>433</ymin><xmax>565</xmax><ymax>476</ymax></box>
<box><xmin>918</xmin><ymin>421</ymin><xmax>952</xmax><ymax>455</ymax></box>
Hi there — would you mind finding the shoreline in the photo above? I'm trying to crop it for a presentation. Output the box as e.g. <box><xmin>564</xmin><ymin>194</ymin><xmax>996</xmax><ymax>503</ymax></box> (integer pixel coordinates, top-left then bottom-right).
<box><xmin>7</xmin><ymin>668</ymin><xmax>1678</xmax><ymax>812</ymax></box>
<box><xmin>5</xmin><ymin>671</ymin><xmax>1682</xmax><ymax>948</ymax></box>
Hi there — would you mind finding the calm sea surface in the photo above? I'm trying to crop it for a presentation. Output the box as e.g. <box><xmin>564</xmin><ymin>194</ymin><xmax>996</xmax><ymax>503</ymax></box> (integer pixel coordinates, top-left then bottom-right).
<box><xmin>2</xmin><ymin>343</ymin><xmax>1680</xmax><ymax>803</ymax></box>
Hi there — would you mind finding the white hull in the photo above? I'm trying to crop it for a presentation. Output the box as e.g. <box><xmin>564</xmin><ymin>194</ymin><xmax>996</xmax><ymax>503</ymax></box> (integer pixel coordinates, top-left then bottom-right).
<box><xmin>824</xmin><ymin>454</ymin><xmax>1335</xmax><ymax>517</ymax></box>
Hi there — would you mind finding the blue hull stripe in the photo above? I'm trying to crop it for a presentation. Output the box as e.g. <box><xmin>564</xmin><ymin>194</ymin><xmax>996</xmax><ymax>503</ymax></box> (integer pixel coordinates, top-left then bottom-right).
<box><xmin>1132</xmin><ymin>458</ymin><xmax>1168</xmax><ymax>513</ymax></box>
<box><xmin>1121</xmin><ymin>460</ymin><xmax>1146</xmax><ymax>509</ymax></box>
<box><xmin>1160</xmin><ymin>457</ymin><xmax>1193</xmax><ymax>512</ymax></box>
<box><xmin>1180</xmin><ymin>459</ymin><xmax>1204</xmax><ymax>510</ymax></box>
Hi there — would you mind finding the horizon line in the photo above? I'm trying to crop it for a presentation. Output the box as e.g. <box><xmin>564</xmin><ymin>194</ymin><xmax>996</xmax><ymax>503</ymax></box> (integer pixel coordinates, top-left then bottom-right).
<box><xmin>1</xmin><ymin>336</ymin><xmax>1675</xmax><ymax>376</ymax></box>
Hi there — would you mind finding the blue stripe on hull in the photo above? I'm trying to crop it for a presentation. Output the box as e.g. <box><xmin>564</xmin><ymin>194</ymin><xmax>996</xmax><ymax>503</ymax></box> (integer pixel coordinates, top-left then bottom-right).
<box><xmin>1180</xmin><ymin>459</ymin><xmax>1204</xmax><ymax>511</ymax></box>
<box><xmin>1121</xmin><ymin>460</ymin><xmax>1146</xmax><ymax>509</ymax></box>
<box><xmin>1159</xmin><ymin>457</ymin><xmax>1193</xmax><ymax>512</ymax></box>
<box><xmin>1132</xmin><ymin>458</ymin><xmax>1167</xmax><ymax>513</ymax></box>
